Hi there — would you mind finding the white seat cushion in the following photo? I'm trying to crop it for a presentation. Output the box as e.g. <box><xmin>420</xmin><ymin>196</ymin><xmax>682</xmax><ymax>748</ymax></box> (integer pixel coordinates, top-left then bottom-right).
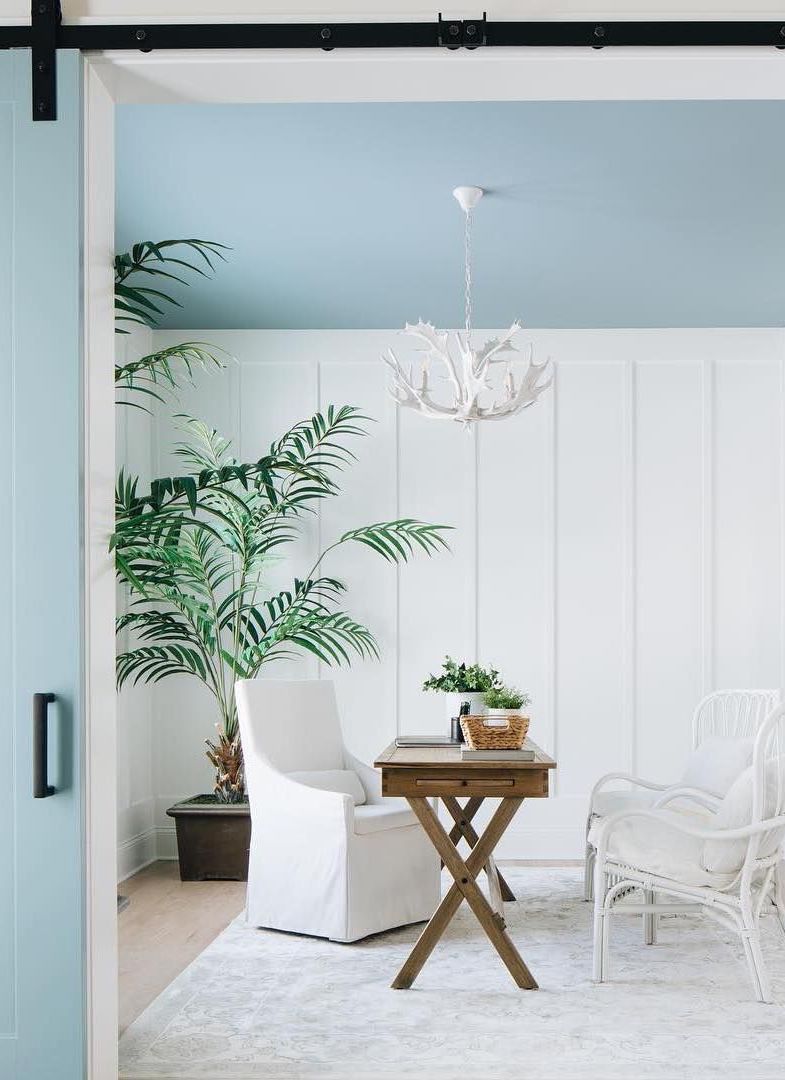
<box><xmin>589</xmin><ymin>811</ymin><xmax>736</xmax><ymax>888</ymax></box>
<box><xmin>288</xmin><ymin>769</ymin><xmax>366</xmax><ymax>806</ymax></box>
<box><xmin>353</xmin><ymin>800</ymin><xmax>418</xmax><ymax>835</ymax></box>
<box><xmin>681</xmin><ymin>736</ymin><xmax>754</xmax><ymax>797</ymax></box>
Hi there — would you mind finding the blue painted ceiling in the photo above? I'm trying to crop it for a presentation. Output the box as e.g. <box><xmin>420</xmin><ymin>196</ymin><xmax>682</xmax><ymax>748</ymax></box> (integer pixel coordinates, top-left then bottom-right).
<box><xmin>116</xmin><ymin>101</ymin><xmax>785</xmax><ymax>329</ymax></box>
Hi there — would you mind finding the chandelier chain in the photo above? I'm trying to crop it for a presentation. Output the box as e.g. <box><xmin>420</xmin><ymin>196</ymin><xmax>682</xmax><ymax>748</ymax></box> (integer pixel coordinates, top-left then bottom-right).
<box><xmin>464</xmin><ymin>207</ymin><xmax>472</xmax><ymax>338</ymax></box>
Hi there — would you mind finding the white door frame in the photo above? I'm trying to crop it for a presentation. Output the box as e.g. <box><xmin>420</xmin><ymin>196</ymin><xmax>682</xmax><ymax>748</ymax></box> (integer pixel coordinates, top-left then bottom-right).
<box><xmin>83</xmin><ymin>43</ymin><xmax>785</xmax><ymax>1079</ymax></box>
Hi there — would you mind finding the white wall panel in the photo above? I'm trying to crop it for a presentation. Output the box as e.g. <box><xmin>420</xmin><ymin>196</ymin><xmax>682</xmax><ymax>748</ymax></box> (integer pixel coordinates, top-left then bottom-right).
<box><xmin>397</xmin><ymin>405</ymin><xmax>477</xmax><ymax>735</ymax></box>
<box><xmin>318</xmin><ymin>342</ymin><xmax>399</xmax><ymax>764</ymax></box>
<box><xmin>118</xmin><ymin>326</ymin><xmax>785</xmax><ymax>867</ymax></box>
<box><xmin>476</xmin><ymin>344</ymin><xmax>554</xmax><ymax>844</ymax></box>
<box><xmin>115</xmin><ymin>328</ymin><xmax>158</xmax><ymax>878</ymax></box>
<box><xmin>634</xmin><ymin>346</ymin><xmax>703</xmax><ymax>780</ymax></box>
<box><xmin>713</xmin><ymin>333</ymin><xmax>784</xmax><ymax>688</ymax></box>
<box><xmin>239</xmin><ymin>347</ymin><xmax>320</xmax><ymax>681</ymax></box>
<box><xmin>555</xmin><ymin>342</ymin><xmax>627</xmax><ymax>795</ymax></box>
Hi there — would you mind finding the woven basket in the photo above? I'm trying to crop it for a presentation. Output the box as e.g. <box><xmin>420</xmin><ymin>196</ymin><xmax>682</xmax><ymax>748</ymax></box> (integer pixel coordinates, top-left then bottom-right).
<box><xmin>460</xmin><ymin>713</ymin><xmax>529</xmax><ymax>750</ymax></box>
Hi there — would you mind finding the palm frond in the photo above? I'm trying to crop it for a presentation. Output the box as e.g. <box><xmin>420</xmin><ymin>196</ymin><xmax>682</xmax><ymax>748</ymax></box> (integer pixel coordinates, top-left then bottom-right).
<box><xmin>282</xmin><ymin>612</ymin><xmax>379</xmax><ymax>667</ymax></box>
<box><xmin>338</xmin><ymin>519</ymin><xmax>453</xmax><ymax>562</ymax></box>
<box><xmin>116</xmin><ymin>643</ymin><xmax>210</xmax><ymax>689</ymax></box>
<box><xmin>114</xmin><ymin>239</ymin><xmax>229</xmax><ymax>333</ymax></box>
<box><xmin>115</xmin><ymin>342</ymin><xmax>230</xmax><ymax>409</ymax></box>
<box><xmin>171</xmin><ymin>415</ymin><xmax>235</xmax><ymax>472</ymax></box>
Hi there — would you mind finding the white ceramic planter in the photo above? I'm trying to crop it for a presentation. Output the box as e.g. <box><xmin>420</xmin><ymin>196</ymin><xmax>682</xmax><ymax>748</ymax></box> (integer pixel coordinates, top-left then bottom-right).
<box><xmin>443</xmin><ymin>691</ymin><xmax>487</xmax><ymax>723</ymax></box>
<box><xmin>484</xmin><ymin>708</ymin><xmax>523</xmax><ymax>720</ymax></box>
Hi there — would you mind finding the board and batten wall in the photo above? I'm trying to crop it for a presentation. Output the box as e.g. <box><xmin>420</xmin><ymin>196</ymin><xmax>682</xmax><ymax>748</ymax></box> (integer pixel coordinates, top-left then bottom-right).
<box><xmin>117</xmin><ymin>326</ymin><xmax>785</xmax><ymax>876</ymax></box>
<box><xmin>116</xmin><ymin>327</ymin><xmax>159</xmax><ymax>880</ymax></box>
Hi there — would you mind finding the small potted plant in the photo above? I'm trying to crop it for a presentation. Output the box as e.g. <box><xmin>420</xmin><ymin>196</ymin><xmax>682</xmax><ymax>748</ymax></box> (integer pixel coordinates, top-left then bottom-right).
<box><xmin>484</xmin><ymin>685</ymin><xmax>531</xmax><ymax>719</ymax></box>
<box><xmin>422</xmin><ymin>656</ymin><xmax>502</xmax><ymax>722</ymax></box>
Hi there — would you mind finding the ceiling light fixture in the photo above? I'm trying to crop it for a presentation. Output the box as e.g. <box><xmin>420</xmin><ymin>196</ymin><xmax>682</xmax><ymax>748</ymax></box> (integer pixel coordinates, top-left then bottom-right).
<box><xmin>383</xmin><ymin>185</ymin><xmax>553</xmax><ymax>426</ymax></box>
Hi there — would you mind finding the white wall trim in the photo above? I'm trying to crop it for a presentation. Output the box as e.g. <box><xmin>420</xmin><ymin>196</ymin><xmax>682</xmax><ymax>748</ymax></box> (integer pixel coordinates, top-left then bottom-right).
<box><xmin>10</xmin><ymin>4</ymin><xmax>785</xmax><ymax>24</ymax></box>
<box><xmin>543</xmin><ymin>368</ymin><xmax>558</xmax><ymax>797</ymax></box>
<box><xmin>154</xmin><ymin>826</ymin><xmax>180</xmax><ymax>862</ymax></box>
<box><xmin>622</xmin><ymin>356</ymin><xmax>637</xmax><ymax>777</ymax></box>
<box><xmin>86</xmin><ymin>46</ymin><xmax>785</xmax><ymax>1079</ymax></box>
<box><xmin>700</xmin><ymin>355</ymin><xmax>715</xmax><ymax>696</ymax></box>
<box><xmin>117</xmin><ymin>829</ymin><xmax>158</xmax><ymax>882</ymax></box>
<box><xmin>88</xmin><ymin>48</ymin><xmax>785</xmax><ymax>109</ymax></box>
<box><xmin>134</xmin><ymin>825</ymin><xmax>594</xmax><ymax>864</ymax></box>
<box><xmin>780</xmin><ymin>343</ymin><xmax>785</xmax><ymax>696</ymax></box>
<box><xmin>83</xmin><ymin>57</ymin><xmax>118</xmax><ymax>1080</ymax></box>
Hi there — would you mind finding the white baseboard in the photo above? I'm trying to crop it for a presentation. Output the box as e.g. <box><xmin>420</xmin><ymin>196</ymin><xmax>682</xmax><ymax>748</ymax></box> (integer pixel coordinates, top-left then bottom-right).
<box><xmin>117</xmin><ymin>827</ymin><xmax>158</xmax><ymax>882</ymax></box>
<box><xmin>155</xmin><ymin>825</ymin><xmax>179</xmax><ymax>861</ymax></box>
<box><xmin>120</xmin><ymin>797</ymin><xmax>589</xmax><ymax>880</ymax></box>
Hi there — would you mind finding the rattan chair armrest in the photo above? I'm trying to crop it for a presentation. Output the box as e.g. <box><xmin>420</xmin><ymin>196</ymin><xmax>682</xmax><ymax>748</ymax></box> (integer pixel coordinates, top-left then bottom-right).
<box><xmin>589</xmin><ymin>772</ymin><xmax>670</xmax><ymax>810</ymax></box>
<box><xmin>652</xmin><ymin>786</ymin><xmax>722</xmax><ymax>812</ymax></box>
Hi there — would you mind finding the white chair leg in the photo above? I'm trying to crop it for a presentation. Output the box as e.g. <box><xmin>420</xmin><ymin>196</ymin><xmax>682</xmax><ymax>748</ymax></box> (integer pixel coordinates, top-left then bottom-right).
<box><xmin>775</xmin><ymin>862</ymin><xmax>785</xmax><ymax>936</ymax></box>
<box><xmin>741</xmin><ymin>912</ymin><xmax>772</xmax><ymax>1004</ymax></box>
<box><xmin>739</xmin><ymin>894</ymin><xmax>772</xmax><ymax>1004</ymax></box>
<box><xmin>584</xmin><ymin>843</ymin><xmax>595</xmax><ymax>902</ymax></box>
<box><xmin>742</xmin><ymin>930</ymin><xmax>770</xmax><ymax>1003</ymax></box>
<box><xmin>643</xmin><ymin>888</ymin><xmax>657</xmax><ymax>945</ymax></box>
<box><xmin>592</xmin><ymin>861</ymin><xmax>607</xmax><ymax>982</ymax></box>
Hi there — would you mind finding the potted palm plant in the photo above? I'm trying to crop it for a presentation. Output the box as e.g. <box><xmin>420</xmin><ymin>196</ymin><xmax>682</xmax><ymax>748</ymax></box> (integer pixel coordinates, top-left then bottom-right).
<box><xmin>114</xmin><ymin>407</ymin><xmax>450</xmax><ymax>879</ymax></box>
<box><xmin>112</xmin><ymin>238</ymin><xmax>450</xmax><ymax>880</ymax></box>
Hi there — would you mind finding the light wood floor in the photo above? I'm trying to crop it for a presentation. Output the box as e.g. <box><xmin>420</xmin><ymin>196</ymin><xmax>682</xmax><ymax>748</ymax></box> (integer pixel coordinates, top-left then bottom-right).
<box><xmin>118</xmin><ymin>861</ymin><xmax>246</xmax><ymax>1034</ymax></box>
<box><xmin>118</xmin><ymin>857</ymin><xmax>582</xmax><ymax>1034</ymax></box>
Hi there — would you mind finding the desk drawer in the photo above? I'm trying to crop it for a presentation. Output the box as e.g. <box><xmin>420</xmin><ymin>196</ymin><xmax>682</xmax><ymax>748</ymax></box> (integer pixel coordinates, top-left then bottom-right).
<box><xmin>382</xmin><ymin>769</ymin><xmax>549</xmax><ymax>799</ymax></box>
<box><xmin>417</xmin><ymin>778</ymin><xmax>514</xmax><ymax>791</ymax></box>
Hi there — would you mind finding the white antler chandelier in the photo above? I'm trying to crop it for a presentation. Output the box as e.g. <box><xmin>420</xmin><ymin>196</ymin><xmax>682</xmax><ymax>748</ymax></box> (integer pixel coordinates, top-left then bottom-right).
<box><xmin>383</xmin><ymin>186</ymin><xmax>553</xmax><ymax>425</ymax></box>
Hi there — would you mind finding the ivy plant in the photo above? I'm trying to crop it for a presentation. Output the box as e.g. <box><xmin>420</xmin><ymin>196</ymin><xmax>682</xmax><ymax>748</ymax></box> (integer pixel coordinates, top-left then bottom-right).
<box><xmin>422</xmin><ymin>656</ymin><xmax>502</xmax><ymax>694</ymax></box>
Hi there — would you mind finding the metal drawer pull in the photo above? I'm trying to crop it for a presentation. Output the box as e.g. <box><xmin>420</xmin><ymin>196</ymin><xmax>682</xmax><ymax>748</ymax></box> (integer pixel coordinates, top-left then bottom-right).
<box><xmin>415</xmin><ymin>778</ymin><xmax>515</xmax><ymax>789</ymax></box>
<box><xmin>33</xmin><ymin>692</ymin><xmax>56</xmax><ymax>798</ymax></box>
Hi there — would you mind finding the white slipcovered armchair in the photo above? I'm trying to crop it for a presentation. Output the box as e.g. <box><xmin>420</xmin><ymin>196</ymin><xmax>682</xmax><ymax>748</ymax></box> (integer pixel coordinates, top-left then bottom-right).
<box><xmin>585</xmin><ymin>689</ymin><xmax>779</xmax><ymax>905</ymax></box>
<box><xmin>235</xmin><ymin>678</ymin><xmax>440</xmax><ymax>942</ymax></box>
<box><xmin>591</xmin><ymin>702</ymin><xmax>785</xmax><ymax>1002</ymax></box>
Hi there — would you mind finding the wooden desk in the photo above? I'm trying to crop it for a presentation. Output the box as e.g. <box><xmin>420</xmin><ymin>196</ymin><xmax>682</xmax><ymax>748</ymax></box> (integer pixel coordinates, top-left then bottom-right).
<box><xmin>374</xmin><ymin>738</ymin><xmax>556</xmax><ymax>990</ymax></box>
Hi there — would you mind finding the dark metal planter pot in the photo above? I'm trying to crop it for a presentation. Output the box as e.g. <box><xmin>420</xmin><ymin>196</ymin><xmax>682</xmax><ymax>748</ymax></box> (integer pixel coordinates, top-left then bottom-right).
<box><xmin>166</xmin><ymin>796</ymin><xmax>251</xmax><ymax>881</ymax></box>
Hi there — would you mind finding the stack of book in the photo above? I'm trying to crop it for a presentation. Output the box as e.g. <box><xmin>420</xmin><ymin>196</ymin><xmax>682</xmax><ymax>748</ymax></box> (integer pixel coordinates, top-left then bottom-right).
<box><xmin>460</xmin><ymin>746</ymin><xmax>534</xmax><ymax>761</ymax></box>
<box><xmin>393</xmin><ymin>735</ymin><xmax>535</xmax><ymax>761</ymax></box>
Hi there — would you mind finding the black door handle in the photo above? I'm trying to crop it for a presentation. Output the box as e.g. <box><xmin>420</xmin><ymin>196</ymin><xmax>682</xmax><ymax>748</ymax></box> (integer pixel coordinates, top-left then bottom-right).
<box><xmin>33</xmin><ymin>692</ymin><xmax>56</xmax><ymax>798</ymax></box>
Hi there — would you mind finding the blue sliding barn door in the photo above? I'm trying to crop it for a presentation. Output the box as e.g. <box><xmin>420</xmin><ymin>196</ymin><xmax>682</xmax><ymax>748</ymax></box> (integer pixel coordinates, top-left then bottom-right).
<box><xmin>0</xmin><ymin>50</ymin><xmax>86</xmax><ymax>1080</ymax></box>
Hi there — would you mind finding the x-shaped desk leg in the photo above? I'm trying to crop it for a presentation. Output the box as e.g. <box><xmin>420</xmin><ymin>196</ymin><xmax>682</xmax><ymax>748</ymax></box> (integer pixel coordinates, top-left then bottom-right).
<box><xmin>393</xmin><ymin>796</ymin><xmax>537</xmax><ymax>990</ymax></box>
<box><xmin>444</xmin><ymin>795</ymin><xmax>517</xmax><ymax>903</ymax></box>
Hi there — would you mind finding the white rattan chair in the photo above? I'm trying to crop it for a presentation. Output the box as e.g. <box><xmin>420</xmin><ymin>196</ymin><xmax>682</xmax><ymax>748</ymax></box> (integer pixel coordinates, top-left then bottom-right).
<box><xmin>584</xmin><ymin>689</ymin><xmax>780</xmax><ymax>907</ymax></box>
<box><xmin>591</xmin><ymin>702</ymin><xmax>785</xmax><ymax>1003</ymax></box>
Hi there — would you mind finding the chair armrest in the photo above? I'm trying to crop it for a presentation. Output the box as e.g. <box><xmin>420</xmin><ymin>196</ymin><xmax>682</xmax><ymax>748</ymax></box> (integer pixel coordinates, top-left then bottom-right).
<box><xmin>589</xmin><ymin>771</ymin><xmax>670</xmax><ymax>811</ymax></box>
<box><xmin>652</xmin><ymin>786</ymin><xmax>722</xmax><ymax>813</ymax></box>
<box><xmin>343</xmin><ymin>749</ymin><xmax>383</xmax><ymax>804</ymax></box>
<box><xmin>255</xmin><ymin>765</ymin><xmax>354</xmax><ymax>831</ymax></box>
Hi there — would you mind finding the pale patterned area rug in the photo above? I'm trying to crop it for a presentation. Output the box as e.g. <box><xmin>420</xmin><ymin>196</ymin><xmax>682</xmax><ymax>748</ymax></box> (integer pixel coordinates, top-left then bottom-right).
<box><xmin>119</xmin><ymin>868</ymin><xmax>785</xmax><ymax>1080</ymax></box>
